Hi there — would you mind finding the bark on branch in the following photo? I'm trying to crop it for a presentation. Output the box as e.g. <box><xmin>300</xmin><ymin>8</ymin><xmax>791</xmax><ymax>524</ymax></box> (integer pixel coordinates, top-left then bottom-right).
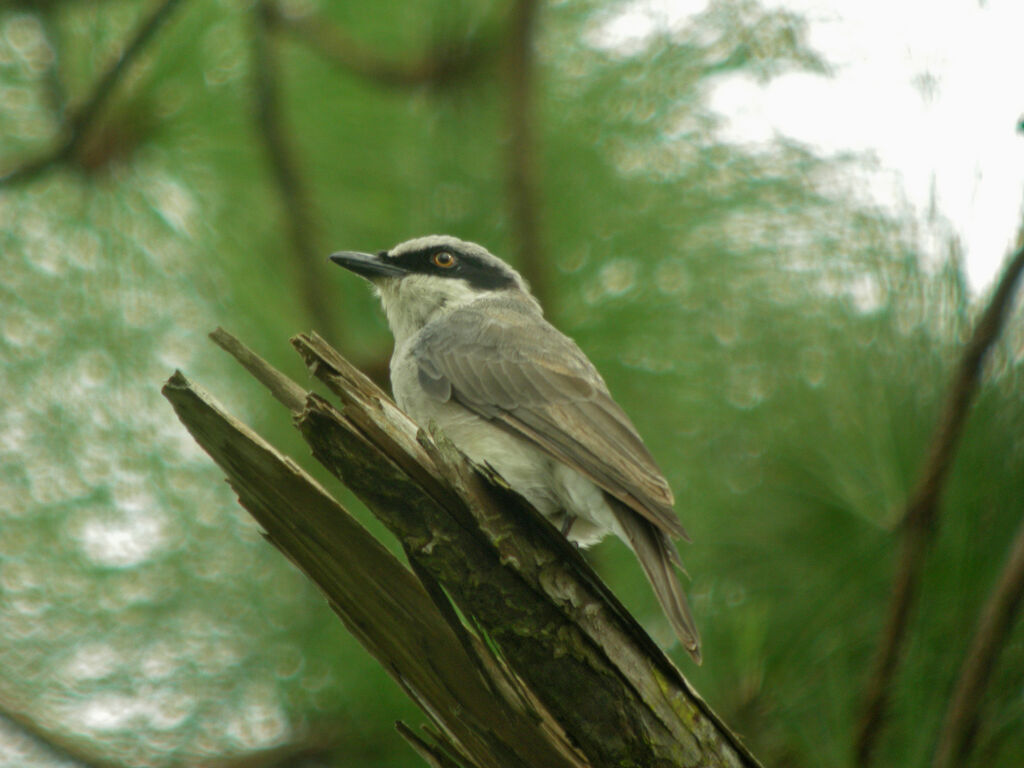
<box><xmin>162</xmin><ymin>328</ymin><xmax>761</xmax><ymax>768</ymax></box>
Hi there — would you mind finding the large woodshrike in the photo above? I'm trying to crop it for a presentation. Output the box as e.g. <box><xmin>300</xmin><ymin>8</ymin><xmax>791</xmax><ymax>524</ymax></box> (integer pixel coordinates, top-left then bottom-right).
<box><xmin>330</xmin><ymin>235</ymin><xmax>701</xmax><ymax>663</ymax></box>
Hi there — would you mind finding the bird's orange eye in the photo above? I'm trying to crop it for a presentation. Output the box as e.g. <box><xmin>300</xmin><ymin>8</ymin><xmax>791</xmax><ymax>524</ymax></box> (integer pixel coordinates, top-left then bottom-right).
<box><xmin>431</xmin><ymin>251</ymin><xmax>456</xmax><ymax>268</ymax></box>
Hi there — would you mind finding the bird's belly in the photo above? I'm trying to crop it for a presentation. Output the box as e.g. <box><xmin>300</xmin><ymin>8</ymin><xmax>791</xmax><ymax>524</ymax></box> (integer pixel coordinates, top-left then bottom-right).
<box><xmin>404</xmin><ymin>391</ymin><xmax>562</xmax><ymax>513</ymax></box>
<box><xmin>392</xmin><ymin>354</ymin><xmax>616</xmax><ymax>547</ymax></box>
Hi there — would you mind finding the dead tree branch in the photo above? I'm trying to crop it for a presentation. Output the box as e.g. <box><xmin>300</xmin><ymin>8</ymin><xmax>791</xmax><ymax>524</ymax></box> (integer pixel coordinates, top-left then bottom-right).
<box><xmin>0</xmin><ymin>0</ymin><xmax>185</xmax><ymax>186</ymax></box>
<box><xmin>932</xmin><ymin>514</ymin><xmax>1024</xmax><ymax>768</ymax></box>
<box><xmin>505</xmin><ymin>0</ymin><xmax>549</xmax><ymax>310</ymax></box>
<box><xmin>855</xmin><ymin>243</ymin><xmax>1024</xmax><ymax>765</ymax></box>
<box><xmin>251</xmin><ymin>1</ymin><xmax>336</xmax><ymax>339</ymax></box>
<box><xmin>163</xmin><ymin>367</ymin><xmax>582</xmax><ymax>768</ymax></box>
<box><xmin>396</xmin><ymin>721</ymin><xmax>466</xmax><ymax>768</ymax></box>
<box><xmin>163</xmin><ymin>328</ymin><xmax>762</xmax><ymax>768</ymax></box>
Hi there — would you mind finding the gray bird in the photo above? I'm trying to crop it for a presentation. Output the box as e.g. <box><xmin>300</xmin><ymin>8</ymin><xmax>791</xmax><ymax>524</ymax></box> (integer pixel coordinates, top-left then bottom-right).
<box><xmin>329</xmin><ymin>235</ymin><xmax>701</xmax><ymax>663</ymax></box>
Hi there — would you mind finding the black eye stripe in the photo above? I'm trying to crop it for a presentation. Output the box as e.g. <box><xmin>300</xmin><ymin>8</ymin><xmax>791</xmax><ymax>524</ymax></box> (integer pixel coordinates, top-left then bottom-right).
<box><xmin>387</xmin><ymin>245</ymin><xmax>518</xmax><ymax>290</ymax></box>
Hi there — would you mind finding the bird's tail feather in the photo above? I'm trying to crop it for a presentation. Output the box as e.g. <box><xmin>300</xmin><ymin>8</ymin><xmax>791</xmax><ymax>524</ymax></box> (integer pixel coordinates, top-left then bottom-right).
<box><xmin>610</xmin><ymin>504</ymin><xmax>702</xmax><ymax>664</ymax></box>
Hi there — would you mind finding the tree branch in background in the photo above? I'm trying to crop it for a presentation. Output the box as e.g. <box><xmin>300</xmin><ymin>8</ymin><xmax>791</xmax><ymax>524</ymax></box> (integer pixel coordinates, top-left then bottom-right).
<box><xmin>164</xmin><ymin>328</ymin><xmax>762</xmax><ymax>768</ymax></box>
<box><xmin>855</xmin><ymin>242</ymin><xmax>1024</xmax><ymax>766</ymax></box>
<box><xmin>932</xmin><ymin>515</ymin><xmax>1024</xmax><ymax>768</ymax></box>
<box><xmin>505</xmin><ymin>0</ymin><xmax>550</xmax><ymax>311</ymax></box>
<box><xmin>37</xmin><ymin>8</ymin><xmax>68</xmax><ymax>121</ymax></box>
<box><xmin>266</xmin><ymin>3</ymin><xmax>493</xmax><ymax>88</ymax></box>
<box><xmin>0</xmin><ymin>0</ymin><xmax>185</xmax><ymax>186</ymax></box>
<box><xmin>196</xmin><ymin>730</ymin><xmax>340</xmax><ymax>768</ymax></box>
<box><xmin>0</xmin><ymin>687</ymin><xmax>121</xmax><ymax>768</ymax></box>
<box><xmin>251</xmin><ymin>1</ymin><xmax>338</xmax><ymax>344</ymax></box>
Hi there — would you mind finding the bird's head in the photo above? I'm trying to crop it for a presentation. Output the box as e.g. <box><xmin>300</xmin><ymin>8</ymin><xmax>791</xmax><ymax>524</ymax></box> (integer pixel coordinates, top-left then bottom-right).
<box><xmin>329</xmin><ymin>235</ymin><xmax>539</xmax><ymax>341</ymax></box>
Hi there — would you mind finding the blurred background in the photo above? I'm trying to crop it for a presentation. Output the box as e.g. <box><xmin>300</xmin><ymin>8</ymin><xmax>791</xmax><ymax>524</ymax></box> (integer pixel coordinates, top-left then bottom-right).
<box><xmin>1</xmin><ymin>0</ymin><xmax>1022</xmax><ymax>766</ymax></box>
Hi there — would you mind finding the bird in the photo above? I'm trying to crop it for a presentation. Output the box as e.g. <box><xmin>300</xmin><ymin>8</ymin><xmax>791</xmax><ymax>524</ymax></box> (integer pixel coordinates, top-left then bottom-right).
<box><xmin>329</xmin><ymin>235</ymin><xmax>701</xmax><ymax>663</ymax></box>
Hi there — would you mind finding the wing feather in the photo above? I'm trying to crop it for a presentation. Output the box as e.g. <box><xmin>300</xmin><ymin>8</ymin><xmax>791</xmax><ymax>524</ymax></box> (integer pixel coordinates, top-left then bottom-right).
<box><xmin>413</xmin><ymin>299</ymin><xmax>686</xmax><ymax>539</ymax></box>
<box><xmin>498</xmin><ymin>359</ymin><xmax>545</xmax><ymax>401</ymax></box>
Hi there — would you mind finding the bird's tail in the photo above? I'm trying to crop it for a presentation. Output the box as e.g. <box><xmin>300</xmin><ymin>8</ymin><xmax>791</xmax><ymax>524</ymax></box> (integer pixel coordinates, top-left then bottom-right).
<box><xmin>610</xmin><ymin>503</ymin><xmax>702</xmax><ymax>664</ymax></box>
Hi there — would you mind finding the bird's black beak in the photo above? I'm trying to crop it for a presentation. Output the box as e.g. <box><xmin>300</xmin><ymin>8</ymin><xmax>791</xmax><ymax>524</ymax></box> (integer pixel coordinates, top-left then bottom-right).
<box><xmin>328</xmin><ymin>250</ymin><xmax>407</xmax><ymax>280</ymax></box>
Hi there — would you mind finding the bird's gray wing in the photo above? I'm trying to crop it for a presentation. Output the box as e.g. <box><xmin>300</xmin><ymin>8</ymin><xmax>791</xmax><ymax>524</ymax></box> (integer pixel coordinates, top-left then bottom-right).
<box><xmin>413</xmin><ymin>300</ymin><xmax>686</xmax><ymax>540</ymax></box>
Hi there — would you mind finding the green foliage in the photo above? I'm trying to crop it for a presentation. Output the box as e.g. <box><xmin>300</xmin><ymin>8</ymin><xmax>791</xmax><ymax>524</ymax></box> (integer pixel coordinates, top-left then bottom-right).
<box><xmin>0</xmin><ymin>1</ymin><xmax>1020</xmax><ymax>767</ymax></box>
